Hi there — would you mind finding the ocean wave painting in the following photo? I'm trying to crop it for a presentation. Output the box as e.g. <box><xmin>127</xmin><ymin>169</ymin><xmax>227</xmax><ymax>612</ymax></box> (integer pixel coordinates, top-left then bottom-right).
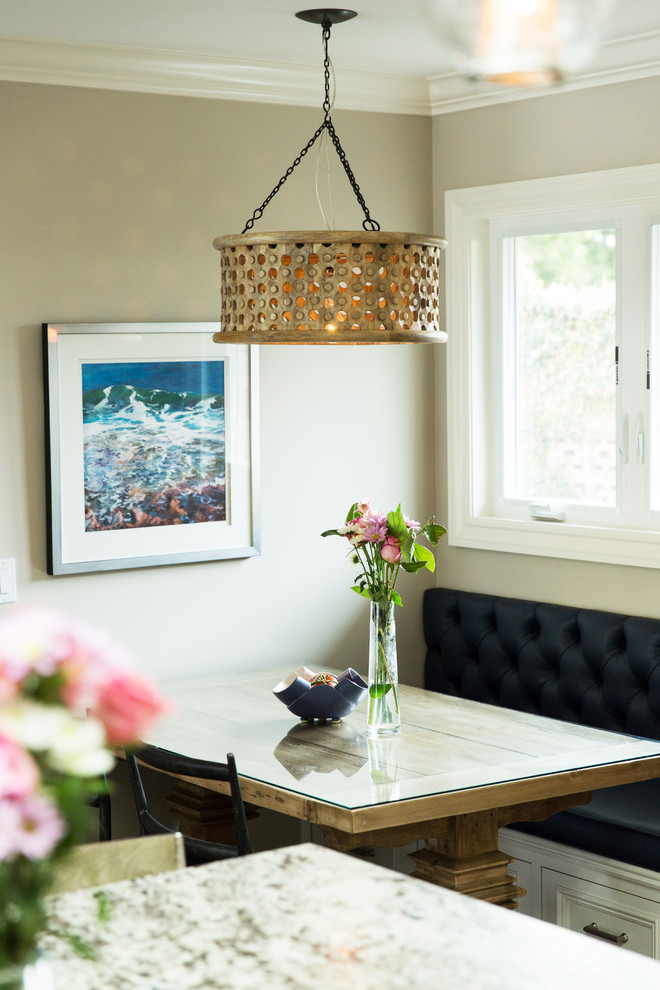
<box><xmin>82</xmin><ymin>359</ymin><xmax>226</xmax><ymax>531</ymax></box>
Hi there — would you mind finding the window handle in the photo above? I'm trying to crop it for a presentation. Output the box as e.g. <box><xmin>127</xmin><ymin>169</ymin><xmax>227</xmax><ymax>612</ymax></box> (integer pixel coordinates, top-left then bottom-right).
<box><xmin>618</xmin><ymin>413</ymin><xmax>629</xmax><ymax>463</ymax></box>
<box><xmin>635</xmin><ymin>413</ymin><xmax>645</xmax><ymax>465</ymax></box>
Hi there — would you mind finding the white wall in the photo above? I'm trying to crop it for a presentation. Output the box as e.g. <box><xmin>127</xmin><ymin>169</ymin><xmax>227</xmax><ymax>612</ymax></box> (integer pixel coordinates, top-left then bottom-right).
<box><xmin>0</xmin><ymin>81</ymin><xmax>438</xmax><ymax>689</ymax></box>
<box><xmin>432</xmin><ymin>75</ymin><xmax>660</xmax><ymax>617</ymax></box>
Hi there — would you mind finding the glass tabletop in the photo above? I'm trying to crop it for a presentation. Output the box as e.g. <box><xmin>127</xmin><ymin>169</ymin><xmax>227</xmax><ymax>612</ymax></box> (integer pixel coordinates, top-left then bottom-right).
<box><xmin>145</xmin><ymin>667</ymin><xmax>660</xmax><ymax>813</ymax></box>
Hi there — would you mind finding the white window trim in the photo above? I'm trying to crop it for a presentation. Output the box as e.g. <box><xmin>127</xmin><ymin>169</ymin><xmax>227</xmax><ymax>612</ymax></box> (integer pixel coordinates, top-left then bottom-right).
<box><xmin>445</xmin><ymin>162</ymin><xmax>660</xmax><ymax>569</ymax></box>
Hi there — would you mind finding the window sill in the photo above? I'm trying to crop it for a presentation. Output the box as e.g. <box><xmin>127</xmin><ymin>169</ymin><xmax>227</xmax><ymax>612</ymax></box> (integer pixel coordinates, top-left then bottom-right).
<box><xmin>448</xmin><ymin>511</ymin><xmax>660</xmax><ymax>569</ymax></box>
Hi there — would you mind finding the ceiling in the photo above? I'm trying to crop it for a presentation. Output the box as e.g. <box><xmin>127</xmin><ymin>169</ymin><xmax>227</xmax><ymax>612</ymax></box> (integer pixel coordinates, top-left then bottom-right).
<box><xmin>1</xmin><ymin>0</ymin><xmax>660</xmax><ymax>115</ymax></box>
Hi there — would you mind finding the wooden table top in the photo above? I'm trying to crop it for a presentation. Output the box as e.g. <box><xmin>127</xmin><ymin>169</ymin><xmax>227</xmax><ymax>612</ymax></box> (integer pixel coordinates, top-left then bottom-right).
<box><xmin>146</xmin><ymin>666</ymin><xmax>660</xmax><ymax>836</ymax></box>
<box><xmin>150</xmin><ymin>667</ymin><xmax>660</xmax><ymax>832</ymax></box>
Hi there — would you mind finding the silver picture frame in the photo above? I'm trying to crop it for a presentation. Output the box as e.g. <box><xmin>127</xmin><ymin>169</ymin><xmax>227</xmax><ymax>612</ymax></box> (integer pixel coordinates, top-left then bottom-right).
<box><xmin>43</xmin><ymin>322</ymin><xmax>260</xmax><ymax>574</ymax></box>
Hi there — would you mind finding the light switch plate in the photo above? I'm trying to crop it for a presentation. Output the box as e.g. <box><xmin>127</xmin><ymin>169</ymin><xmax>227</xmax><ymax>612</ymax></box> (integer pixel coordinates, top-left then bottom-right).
<box><xmin>0</xmin><ymin>558</ymin><xmax>17</xmax><ymax>603</ymax></box>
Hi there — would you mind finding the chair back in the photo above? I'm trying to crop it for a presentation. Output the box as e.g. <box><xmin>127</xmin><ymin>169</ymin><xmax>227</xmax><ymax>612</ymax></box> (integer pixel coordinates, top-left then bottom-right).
<box><xmin>50</xmin><ymin>832</ymin><xmax>185</xmax><ymax>893</ymax></box>
<box><xmin>89</xmin><ymin>774</ymin><xmax>112</xmax><ymax>841</ymax></box>
<box><xmin>126</xmin><ymin>745</ymin><xmax>252</xmax><ymax>864</ymax></box>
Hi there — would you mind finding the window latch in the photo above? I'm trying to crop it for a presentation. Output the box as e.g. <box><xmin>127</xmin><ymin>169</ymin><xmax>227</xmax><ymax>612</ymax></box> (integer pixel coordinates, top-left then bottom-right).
<box><xmin>635</xmin><ymin>413</ymin><xmax>645</xmax><ymax>465</ymax></box>
<box><xmin>529</xmin><ymin>504</ymin><xmax>566</xmax><ymax>522</ymax></box>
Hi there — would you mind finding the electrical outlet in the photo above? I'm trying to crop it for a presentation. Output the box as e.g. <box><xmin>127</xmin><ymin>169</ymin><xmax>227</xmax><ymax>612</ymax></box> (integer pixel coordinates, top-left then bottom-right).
<box><xmin>0</xmin><ymin>558</ymin><xmax>17</xmax><ymax>603</ymax></box>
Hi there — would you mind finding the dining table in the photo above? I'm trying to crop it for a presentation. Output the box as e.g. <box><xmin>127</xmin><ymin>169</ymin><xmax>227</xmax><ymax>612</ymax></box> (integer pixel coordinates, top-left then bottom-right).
<box><xmin>142</xmin><ymin>664</ymin><xmax>660</xmax><ymax>910</ymax></box>
<box><xmin>41</xmin><ymin>842</ymin><xmax>660</xmax><ymax>989</ymax></box>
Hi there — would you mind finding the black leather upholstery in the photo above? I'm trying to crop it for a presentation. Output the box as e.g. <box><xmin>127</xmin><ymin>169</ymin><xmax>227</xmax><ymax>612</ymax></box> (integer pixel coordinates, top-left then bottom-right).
<box><xmin>423</xmin><ymin>588</ymin><xmax>660</xmax><ymax>871</ymax></box>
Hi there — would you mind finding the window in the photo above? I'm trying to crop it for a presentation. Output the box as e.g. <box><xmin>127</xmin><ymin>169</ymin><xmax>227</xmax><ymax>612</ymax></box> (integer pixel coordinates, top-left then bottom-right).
<box><xmin>501</xmin><ymin>227</ymin><xmax>617</xmax><ymax>509</ymax></box>
<box><xmin>445</xmin><ymin>164</ymin><xmax>660</xmax><ymax>568</ymax></box>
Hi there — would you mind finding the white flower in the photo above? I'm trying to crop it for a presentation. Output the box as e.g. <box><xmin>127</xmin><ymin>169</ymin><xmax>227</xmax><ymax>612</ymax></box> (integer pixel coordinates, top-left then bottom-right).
<box><xmin>0</xmin><ymin>700</ymin><xmax>113</xmax><ymax>777</ymax></box>
<box><xmin>47</xmin><ymin>714</ymin><xmax>113</xmax><ymax>777</ymax></box>
<box><xmin>0</xmin><ymin>700</ymin><xmax>65</xmax><ymax>750</ymax></box>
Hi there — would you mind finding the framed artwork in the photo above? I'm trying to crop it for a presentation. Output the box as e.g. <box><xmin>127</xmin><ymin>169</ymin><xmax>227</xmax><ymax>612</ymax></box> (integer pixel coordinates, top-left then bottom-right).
<box><xmin>42</xmin><ymin>323</ymin><xmax>260</xmax><ymax>574</ymax></box>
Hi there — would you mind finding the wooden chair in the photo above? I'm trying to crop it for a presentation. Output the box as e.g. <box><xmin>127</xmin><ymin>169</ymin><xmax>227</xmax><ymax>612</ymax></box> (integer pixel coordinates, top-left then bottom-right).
<box><xmin>50</xmin><ymin>832</ymin><xmax>186</xmax><ymax>894</ymax></box>
<box><xmin>126</xmin><ymin>744</ymin><xmax>252</xmax><ymax>864</ymax></box>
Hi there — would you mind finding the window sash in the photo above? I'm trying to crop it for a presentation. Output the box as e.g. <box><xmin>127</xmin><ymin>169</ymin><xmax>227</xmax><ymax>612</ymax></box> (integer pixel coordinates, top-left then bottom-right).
<box><xmin>445</xmin><ymin>164</ymin><xmax>660</xmax><ymax>568</ymax></box>
<box><xmin>495</xmin><ymin>223</ymin><xmax>618</xmax><ymax>513</ymax></box>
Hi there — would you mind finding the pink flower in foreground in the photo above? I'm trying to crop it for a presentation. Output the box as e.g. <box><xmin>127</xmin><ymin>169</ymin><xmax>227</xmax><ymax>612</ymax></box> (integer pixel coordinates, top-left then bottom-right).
<box><xmin>0</xmin><ymin>732</ymin><xmax>39</xmax><ymax>799</ymax></box>
<box><xmin>0</xmin><ymin>606</ymin><xmax>77</xmax><ymax>688</ymax></box>
<box><xmin>0</xmin><ymin>793</ymin><xmax>65</xmax><ymax>862</ymax></box>
<box><xmin>0</xmin><ymin>605</ymin><xmax>131</xmax><ymax>710</ymax></box>
<box><xmin>381</xmin><ymin>536</ymin><xmax>402</xmax><ymax>564</ymax></box>
<box><xmin>90</xmin><ymin>670</ymin><xmax>170</xmax><ymax>746</ymax></box>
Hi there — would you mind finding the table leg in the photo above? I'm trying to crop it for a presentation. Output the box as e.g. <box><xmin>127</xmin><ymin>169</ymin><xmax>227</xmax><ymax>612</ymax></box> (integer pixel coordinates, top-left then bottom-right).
<box><xmin>163</xmin><ymin>781</ymin><xmax>259</xmax><ymax>844</ymax></box>
<box><xmin>409</xmin><ymin>811</ymin><xmax>525</xmax><ymax>910</ymax></box>
<box><xmin>320</xmin><ymin>812</ymin><xmax>524</xmax><ymax>909</ymax></box>
<box><xmin>407</xmin><ymin>793</ymin><xmax>593</xmax><ymax>909</ymax></box>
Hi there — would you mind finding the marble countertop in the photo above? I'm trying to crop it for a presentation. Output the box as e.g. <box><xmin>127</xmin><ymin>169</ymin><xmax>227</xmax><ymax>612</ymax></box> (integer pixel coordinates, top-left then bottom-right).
<box><xmin>42</xmin><ymin>843</ymin><xmax>660</xmax><ymax>989</ymax></box>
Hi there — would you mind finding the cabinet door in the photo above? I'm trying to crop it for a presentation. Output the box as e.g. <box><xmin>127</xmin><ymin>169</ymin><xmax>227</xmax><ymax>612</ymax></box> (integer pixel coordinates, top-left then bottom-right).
<box><xmin>542</xmin><ymin>868</ymin><xmax>660</xmax><ymax>959</ymax></box>
<box><xmin>507</xmin><ymin>856</ymin><xmax>536</xmax><ymax>917</ymax></box>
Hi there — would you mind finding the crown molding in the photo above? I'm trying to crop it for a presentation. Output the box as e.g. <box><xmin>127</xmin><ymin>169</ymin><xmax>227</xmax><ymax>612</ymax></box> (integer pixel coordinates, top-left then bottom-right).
<box><xmin>429</xmin><ymin>30</ymin><xmax>660</xmax><ymax>114</ymax></box>
<box><xmin>0</xmin><ymin>37</ymin><xmax>433</xmax><ymax>116</ymax></box>
<box><xmin>1</xmin><ymin>30</ymin><xmax>660</xmax><ymax>117</ymax></box>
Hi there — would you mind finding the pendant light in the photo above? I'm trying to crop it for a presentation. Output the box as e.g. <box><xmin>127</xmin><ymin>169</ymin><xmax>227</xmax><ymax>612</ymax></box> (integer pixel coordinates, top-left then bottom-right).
<box><xmin>437</xmin><ymin>0</ymin><xmax>614</xmax><ymax>87</ymax></box>
<box><xmin>212</xmin><ymin>8</ymin><xmax>447</xmax><ymax>345</ymax></box>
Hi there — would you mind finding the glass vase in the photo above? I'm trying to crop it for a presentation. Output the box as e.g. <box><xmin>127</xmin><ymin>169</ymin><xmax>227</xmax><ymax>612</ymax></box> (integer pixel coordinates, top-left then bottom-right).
<box><xmin>0</xmin><ymin>955</ymin><xmax>51</xmax><ymax>990</ymax></box>
<box><xmin>0</xmin><ymin>964</ymin><xmax>25</xmax><ymax>990</ymax></box>
<box><xmin>367</xmin><ymin>600</ymin><xmax>401</xmax><ymax>736</ymax></box>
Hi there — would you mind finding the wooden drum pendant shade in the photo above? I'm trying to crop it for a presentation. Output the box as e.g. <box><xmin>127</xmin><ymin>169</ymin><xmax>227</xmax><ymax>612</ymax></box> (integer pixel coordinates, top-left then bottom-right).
<box><xmin>212</xmin><ymin>231</ymin><xmax>447</xmax><ymax>344</ymax></box>
<box><xmin>213</xmin><ymin>9</ymin><xmax>447</xmax><ymax>345</ymax></box>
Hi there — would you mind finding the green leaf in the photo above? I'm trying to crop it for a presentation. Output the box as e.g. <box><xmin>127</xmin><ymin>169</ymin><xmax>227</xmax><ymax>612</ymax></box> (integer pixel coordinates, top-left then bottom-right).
<box><xmin>345</xmin><ymin>502</ymin><xmax>360</xmax><ymax>522</ymax></box>
<box><xmin>413</xmin><ymin>542</ymin><xmax>435</xmax><ymax>573</ymax></box>
<box><xmin>320</xmin><ymin>528</ymin><xmax>342</xmax><ymax>538</ymax></box>
<box><xmin>422</xmin><ymin>518</ymin><xmax>447</xmax><ymax>545</ymax></box>
<box><xmin>369</xmin><ymin>683</ymin><xmax>392</xmax><ymax>699</ymax></box>
<box><xmin>401</xmin><ymin>561</ymin><xmax>428</xmax><ymax>573</ymax></box>
<box><xmin>351</xmin><ymin>585</ymin><xmax>373</xmax><ymax>600</ymax></box>
<box><xmin>400</xmin><ymin>531</ymin><xmax>415</xmax><ymax>563</ymax></box>
<box><xmin>391</xmin><ymin>590</ymin><xmax>403</xmax><ymax>606</ymax></box>
<box><xmin>386</xmin><ymin>505</ymin><xmax>408</xmax><ymax>540</ymax></box>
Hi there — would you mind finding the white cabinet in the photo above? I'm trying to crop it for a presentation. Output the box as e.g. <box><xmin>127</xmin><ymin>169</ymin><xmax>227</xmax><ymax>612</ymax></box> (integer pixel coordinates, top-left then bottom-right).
<box><xmin>499</xmin><ymin>828</ymin><xmax>660</xmax><ymax>959</ymax></box>
<box><xmin>543</xmin><ymin>869</ymin><xmax>659</xmax><ymax>958</ymax></box>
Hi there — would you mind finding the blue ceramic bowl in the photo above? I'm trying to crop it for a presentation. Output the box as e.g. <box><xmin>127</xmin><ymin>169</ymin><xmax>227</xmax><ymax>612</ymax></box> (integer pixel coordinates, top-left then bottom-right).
<box><xmin>273</xmin><ymin>667</ymin><xmax>368</xmax><ymax>722</ymax></box>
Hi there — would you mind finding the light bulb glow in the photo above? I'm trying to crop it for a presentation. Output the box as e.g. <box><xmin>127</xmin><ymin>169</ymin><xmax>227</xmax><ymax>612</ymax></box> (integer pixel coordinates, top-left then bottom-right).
<box><xmin>438</xmin><ymin>0</ymin><xmax>614</xmax><ymax>87</ymax></box>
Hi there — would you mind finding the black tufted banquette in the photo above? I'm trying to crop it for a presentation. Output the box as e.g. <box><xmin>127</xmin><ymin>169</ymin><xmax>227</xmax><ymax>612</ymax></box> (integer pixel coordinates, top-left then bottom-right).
<box><xmin>423</xmin><ymin>587</ymin><xmax>660</xmax><ymax>872</ymax></box>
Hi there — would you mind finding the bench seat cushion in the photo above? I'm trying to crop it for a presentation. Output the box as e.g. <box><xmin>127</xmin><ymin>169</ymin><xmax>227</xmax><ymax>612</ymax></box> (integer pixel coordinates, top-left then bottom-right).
<box><xmin>423</xmin><ymin>588</ymin><xmax>660</xmax><ymax>872</ymax></box>
<box><xmin>511</xmin><ymin>778</ymin><xmax>660</xmax><ymax>872</ymax></box>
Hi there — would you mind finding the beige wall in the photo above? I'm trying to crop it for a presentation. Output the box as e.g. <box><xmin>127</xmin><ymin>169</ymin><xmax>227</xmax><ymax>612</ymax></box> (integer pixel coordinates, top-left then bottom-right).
<box><xmin>0</xmin><ymin>81</ymin><xmax>437</xmax><ymax>689</ymax></box>
<box><xmin>432</xmin><ymin>75</ymin><xmax>660</xmax><ymax>617</ymax></box>
<box><xmin>10</xmin><ymin>70</ymin><xmax>658</xmax><ymax>705</ymax></box>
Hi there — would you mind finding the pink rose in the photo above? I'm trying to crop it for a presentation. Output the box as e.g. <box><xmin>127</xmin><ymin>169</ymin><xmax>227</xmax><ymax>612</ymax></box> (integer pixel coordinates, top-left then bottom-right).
<box><xmin>90</xmin><ymin>670</ymin><xmax>170</xmax><ymax>746</ymax></box>
<box><xmin>381</xmin><ymin>536</ymin><xmax>402</xmax><ymax>563</ymax></box>
<box><xmin>0</xmin><ymin>732</ymin><xmax>39</xmax><ymax>800</ymax></box>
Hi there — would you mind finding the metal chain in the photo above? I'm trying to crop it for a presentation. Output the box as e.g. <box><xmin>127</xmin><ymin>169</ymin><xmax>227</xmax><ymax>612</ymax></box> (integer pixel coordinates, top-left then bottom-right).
<box><xmin>241</xmin><ymin>20</ymin><xmax>380</xmax><ymax>234</ymax></box>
